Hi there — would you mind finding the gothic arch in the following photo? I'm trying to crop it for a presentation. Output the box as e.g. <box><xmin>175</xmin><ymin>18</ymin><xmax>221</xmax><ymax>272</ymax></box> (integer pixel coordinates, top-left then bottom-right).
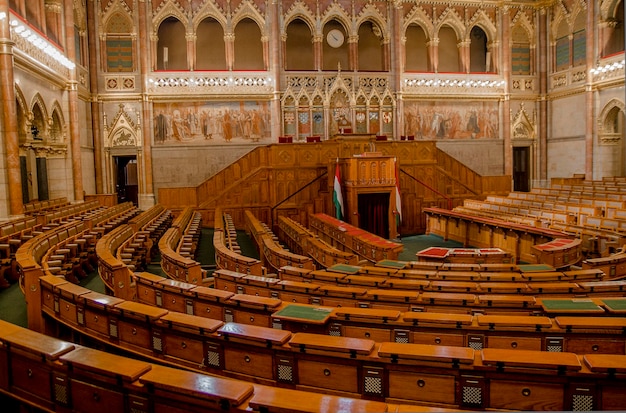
<box><xmin>511</xmin><ymin>10</ymin><xmax>536</xmax><ymax>44</ymax></box>
<box><xmin>193</xmin><ymin>2</ymin><xmax>228</xmax><ymax>31</ymax></box>
<box><xmin>49</xmin><ymin>102</ymin><xmax>66</xmax><ymax>144</ymax></box>
<box><xmin>102</xmin><ymin>1</ymin><xmax>134</xmax><ymax>34</ymax></box>
<box><xmin>355</xmin><ymin>4</ymin><xmax>388</xmax><ymax>43</ymax></box>
<box><xmin>152</xmin><ymin>1</ymin><xmax>188</xmax><ymax>36</ymax></box>
<box><xmin>231</xmin><ymin>1</ymin><xmax>267</xmax><ymax>37</ymax></box>
<box><xmin>435</xmin><ymin>7</ymin><xmax>465</xmax><ymax>41</ymax></box>
<box><xmin>598</xmin><ymin>99</ymin><xmax>625</xmax><ymax>144</ymax></box>
<box><xmin>283</xmin><ymin>1</ymin><xmax>316</xmax><ymax>36</ymax></box>
<box><xmin>404</xmin><ymin>5</ymin><xmax>434</xmax><ymax>40</ymax></box>
<box><xmin>466</xmin><ymin>9</ymin><xmax>497</xmax><ymax>42</ymax></box>
<box><xmin>320</xmin><ymin>4</ymin><xmax>351</xmax><ymax>36</ymax></box>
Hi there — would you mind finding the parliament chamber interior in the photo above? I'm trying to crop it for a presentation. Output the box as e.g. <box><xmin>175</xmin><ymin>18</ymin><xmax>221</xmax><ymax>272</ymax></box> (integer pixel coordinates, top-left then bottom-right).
<box><xmin>0</xmin><ymin>0</ymin><xmax>625</xmax><ymax>412</ymax></box>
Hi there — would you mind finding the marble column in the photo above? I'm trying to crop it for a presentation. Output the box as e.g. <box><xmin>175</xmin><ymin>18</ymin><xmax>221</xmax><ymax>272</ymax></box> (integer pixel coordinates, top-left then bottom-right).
<box><xmin>138</xmin><ymin>0</ymin><xmax>155</xmax><ymax>208</ymax></box>
<box><xmin>270</xmin><ymin>0</ymin><xmax>281</xmax><ymax>139</ymax></box>
<box><xmin>538</xmin><ymin>8</ymin><xmax>548</xmax><ymax>183</ymax></box>
<box><xmin>391</xmin><ymin>1</ymin><xmax>403</xmax><ymax>140</ymax></box>
<box><xmin>585</xmin><ymin>0</ymin><xmax>596</xmax><ymax>179</ymax></box>
<box><xmin>427</xmin><ymin>38</ymin><xmax>439</xmax><ymax>72</ymax></box>
<box><xmin>64</xmin><ymin>0</ymin><xmax>83</xmax><ymax>202</ymax></box>
<box><xmin>87</xmin><ymin>0</ymin><xmax>103</xmax><ymax>194</ymax></box>
<box><xmin>0</xmin><ymin>0</ymin><xmax>24</xmax><ymax>216</ymax></box>
<box><xmin>501</xmin><ymin>7</ymin><xmax>512</xmax><ymax>178</ymax></box>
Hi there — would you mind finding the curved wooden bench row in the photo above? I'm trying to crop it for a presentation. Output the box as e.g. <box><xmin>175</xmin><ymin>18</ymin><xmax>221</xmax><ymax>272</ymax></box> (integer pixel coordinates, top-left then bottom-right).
<box><xmin>245</xmin><ymin>210</ymin><xmax>314</xmax><ymax>273</ymax></box>
<box><xmin>0</xmin><ymin>319</ymin><xmax>417</xmax><ymax>413</ymax></box>
<box><xmin>0</xmin><ymin>216</ymin><xmax>43</xmax><ymax>286</ymax></box>
<box><xmin>309</xmin><ymin>213</ymin><xmax>403</xmax><ymax>262</ymax></box>
<box><xmin>159</xmin><ymin>209</ymin><xmax>206</xmax><ymax>284</ymax></box>
<box><xmin>126</xmin><ymin>269</ymin><xmax>626</xmax><ymax>354</ymax></box>
<box><xmin>95</xmin><ymin>224</ymin><xmax>136</xmax><ymax>298</ymax></box>
<box><xmin>36</xmin><ymin>277</ymin><xmax>626</xmax><ymax>411</ymax></box>
<box><xmin>42</xmin><ymin>200</ymin><xmax>104</xmax><ymax>227</ymax></box>
<box><xmin>23</xmin><ymin>196</ymin><xmax>68</xmax><ymax>215</ymax></box>
<box><xmin>214</xmin><ymin>208</ymin><xmax>264</xmax><ymax>275</ymax></box>
<box><xmin>583</xmin><ymin>252</ymin><xmax>626</xmax><ymax>278</ymax></box>
<box><xmin>278</xmin><ymin>215</ymin><xmax>361</xmax><ymax>268</ymax></box>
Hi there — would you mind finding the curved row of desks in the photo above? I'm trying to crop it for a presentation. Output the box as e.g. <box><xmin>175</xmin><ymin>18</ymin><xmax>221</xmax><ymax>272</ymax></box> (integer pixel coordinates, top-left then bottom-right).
<box><xmin>0</xmin><ymin>319</ymin><xmax>412</xmax><ymax>413</ymax></box>
<box><xmin>35</xmin><ymin>274</ymin><xmax>626</xmax><ymax>411</ymax></box>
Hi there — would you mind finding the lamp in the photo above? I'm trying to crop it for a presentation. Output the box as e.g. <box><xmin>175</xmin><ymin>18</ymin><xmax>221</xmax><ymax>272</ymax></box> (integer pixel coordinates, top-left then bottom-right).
<box><xmin>31</xmin><ymin>125</ymin><xmax>41</xmax><ymax>140</ymax></box>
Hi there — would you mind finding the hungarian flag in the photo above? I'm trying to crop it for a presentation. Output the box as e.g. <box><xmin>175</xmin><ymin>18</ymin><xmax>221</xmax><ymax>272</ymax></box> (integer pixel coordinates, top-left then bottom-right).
<box><xmin>395</xmin><ymin>159</ymin><xmax>402</xmax><ymax>226</ymax></box>
<box><xmin>333</xmin><ymin>162</ymin><xmax>344</xmax><ymax>220</ymax></box>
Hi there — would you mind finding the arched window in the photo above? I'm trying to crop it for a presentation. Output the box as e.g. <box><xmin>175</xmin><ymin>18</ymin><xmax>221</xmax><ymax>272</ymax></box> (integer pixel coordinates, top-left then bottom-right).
<box><xmin>197</xmin><ymin>18</ymin><xmax>226</xmax><ymax>70</ymax></box>
<box><xmin>555</xmin><ymin>20</ymin><xmax>570</xmax><ymax>72</ymax></box>
<box><xmin>106</xmin><ymin>12</ymin><xmax>134</xmax><ymax>72</ymax></box>
<box><xmin>50</xmin><ymin>110</ymin><xmax>63</xmax><ymax>143</ymax></box>
<box><xmin>572</xmin><ymin>11</ymin><xmax>586</xmax><ymax>66</ymax></box>
<box><xmin>438</xmin><ymin>26</ymin><xmax>460</xmax><ymax>72</ymax></box>
<box><xmin>604</xmin><ymin>0</ymin><xmax>625</xmax><ymax>56</ymax></box>
<box><xmin>358</xmin><ymin>21</ymin><xmax>384</xmax><ymax>71</ymax></box>
<box><xmin>157</xmin><ymin>17</ymin><xmax>187</xmax><ymax>70</ymax></box>
<box><xmin>234</xmin><ymin>18</ymin><xmax>264</xmax><ymax>70</ymax></box>
<box><xmin>405</xmin><ymin>24</ymin><xmax>429</xmax><ymax>72</ymax></box>
<box><xmin>512</xmin><ymin>25</ymin><xmax>531</xmax><ymax>75</ymax></box>
<box><xmin>285</xmin><ymin>18</ymin><xmax>314</xmax><ymax>70</ymax></box>
<box><xmin>469</xmin><ymin>26</ymin><xmax>489</xmax><ymax>73</ymax></box>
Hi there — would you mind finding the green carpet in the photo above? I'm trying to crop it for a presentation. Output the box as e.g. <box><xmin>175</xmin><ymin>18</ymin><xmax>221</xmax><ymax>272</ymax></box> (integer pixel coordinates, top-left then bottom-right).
<box><xmin>0</xmin><ymin>232</ymin><xmax>462</xmax><ymax>328</ymax></box>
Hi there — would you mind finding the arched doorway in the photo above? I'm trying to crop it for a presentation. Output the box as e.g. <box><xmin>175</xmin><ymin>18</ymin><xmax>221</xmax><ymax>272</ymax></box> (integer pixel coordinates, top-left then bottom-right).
<box><xmin>114</xmin><ymin>155</ymin><xmax>138</xmax><ymax>205</ymax></box>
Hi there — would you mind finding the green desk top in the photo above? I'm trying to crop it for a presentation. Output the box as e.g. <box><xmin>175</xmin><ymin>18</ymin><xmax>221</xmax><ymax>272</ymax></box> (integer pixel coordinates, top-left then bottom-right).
<box><xmin>601</xmin><ymin>298</ymin><xmax>626</xmax><ymax>313</ymax></box>
<box><xmin>519</xmin><ymin>264</ymin><xmax>555</xmax><ymax>272</ymax></box>
<box><xmin>272</xmin><ymin>304</ymin><xmax>333</xmax><ymax>324</ymax></box>
<box><xmin>540</xmin><ymin>299</ymin><xmax>605</xmax><ymax>313</ymax></box>
<box><xmin>327</xmin><ymin>264</ymin><xmax>361</xmax><ymax>274</ymax></box>
<box><xmin>376</xmin><ymin>259</ymin><xmax>407</xmax><ymax>269</ymax></box>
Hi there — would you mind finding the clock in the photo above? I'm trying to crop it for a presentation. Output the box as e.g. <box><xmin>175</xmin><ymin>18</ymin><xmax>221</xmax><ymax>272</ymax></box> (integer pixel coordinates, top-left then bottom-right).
<box><xmin>326</xmin><ymin>29</ymin><xmax>345</xmax><ymax>48</ymax></box>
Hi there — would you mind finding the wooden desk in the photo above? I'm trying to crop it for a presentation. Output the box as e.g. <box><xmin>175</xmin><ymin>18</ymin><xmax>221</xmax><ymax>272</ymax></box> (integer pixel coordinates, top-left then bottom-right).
<box><xmin>378</xmin><ymin>342</ymin><xmax>475</xmax><ymax>366</ymax></box>
<box><xmin>481</xmin><ymin>348</ymin><xmax>581</xmax><ymax>372</ymax></box>
<box><xmin>271</xmin><ymin>304</ymin><xmax>333</xmax><ymax>325</ymax></box>
<box><xmin>327</xmin><ymin>263</ymin><xmax>361</xmax><ymax>274</ymax></box>
<box><xmin>59</xmin><ymin>346</ymin><xmax>151</xmax><ymax>381</ymax></box>
<box><xmin>600</xmin><ymin>298</ymin><xmax>626</xmax><ymax>314</ymax></box>
<box><xmin>333</xmin><ymin>307</ymin><xmax>401</xmax><ymax>323</ymax></box>
<box><xmin>583</xmin><ymin>354</ymin><xmax>626</xmax><ymax>373</ymax></box>
<box><xmin>376</xmin><ymin>259</ymin><xmax>407</xmax><ymax>269</ymax></box>
<box><xmin>247</xmin><ymin>385</ymin><xmax>389</xmax><ymax>413</ymax></box>
<box><xmin>555</xmin><ymin>316</ymin><xmax>626</xmax><ymax>331</ymax></box>
<box><xmin>2</xmin><ymin>327</ymin><xmax>75</xmax><ymax>360</ymax></box>
<box><xmin>539</xmin><ymin>298</ymin><xmax>605</xmax><ymax>314</ymax></box>
<box><xmin>114</xmin><ymin>300</ymin><xmax>169</xmax><ymax>321</ymax></box>
<box><xmin>478</xmin><ymin>294</ymin><xmax>537</xmax><ymax>308</ymax></box>
<box><xmin>402</xmin><ymin>312</ymin><xmax>473</xmax><ymax>328</ymax></box>
<box><xmin>218</xmin><ymin>322</ymin><xmax>291</xmax><ymax>347</ymax></box>
<box><xmin>160</xmin><ymin>312</ymin><xmax>224</xmax><ymax>333</ymax></box>
<box><xmin>288</xmin><ymin>332</ymin><xmax>375</xmax><ymax>357</ymax></box>
<box><xmin>139</xmin><ymin>364</ymin><xmax>254</xmax><ymax>409</ymax></box>
<box><xmin>476</xmin><ymin>314</ymin><xmax>552</xmax><ymax>331</ymax></box>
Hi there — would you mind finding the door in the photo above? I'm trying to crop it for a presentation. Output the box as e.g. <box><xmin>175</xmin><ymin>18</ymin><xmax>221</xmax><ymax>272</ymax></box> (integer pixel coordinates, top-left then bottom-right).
<box><xmin>357</xmin><ymin>192</ymin><xmax>389</xmax><ymax>239</ymax></box>
<box><xmin>114</xmin><ymin>156</ymin><xmax>138</xmax><ymax>205</ymax></box>
<box><xmin>513</xmin><ymin>146</ymin><xmax>530</xmax><ymax>192</ymax></box>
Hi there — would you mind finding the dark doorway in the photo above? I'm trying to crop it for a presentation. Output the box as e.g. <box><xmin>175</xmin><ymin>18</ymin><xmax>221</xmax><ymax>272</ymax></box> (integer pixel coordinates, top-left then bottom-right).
<box><xmin>513</xmin><ymin>146</ymin><xmax>530</xmax><ymax>192</ymax></box>
<box><xmin>114</xmin><ymin>156</ymin><xmax>138</xmax><ymax>205</ymax></box>
<box><xmin>357</xmin><ymin>192</ymin><xmax>389</xmax><ymax>239</ymax></box>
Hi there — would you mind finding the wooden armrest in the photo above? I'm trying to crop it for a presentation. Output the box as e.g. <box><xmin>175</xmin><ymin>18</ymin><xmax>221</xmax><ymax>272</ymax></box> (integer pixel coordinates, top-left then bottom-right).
<box><xmin>227</xmin><ymin>293</ymin><xmax>282</xmax><ymax>310</ymax></box>
<box><xmin>275</xmin><ymin>280</ymin><xmax>320</xmax><ymax>293</ymax></box>
<box><xmin>288</xmin><ymin>332</ymin><xmax>375</xmax><ymax>357</ymax></box>
<box><xmin>218</xmin><ymin>322</ymin><xmax>291</xmax><ymax>347</ymax></box>
<box><xmin>60</xmin><ymin>347</ymin><xmax>151</xmax><ymax>381</ymax></box>
<box><xmin>157</xmin><ymin>278</ymin><xmax>196</xmax><ymax>293</ymax></box>
<box><xmin>81</xmin><ymin>291</ymin><xmax>125</xmax><ymax>309</ymax></box>
<box><xmin>378</xmin><ymin>342</ymin><xmax>474</xmax><ymax>365</ymax></box>
<box><xmin>190</xmin><ymin>285</ymin><xmax>234</xmax><ymax>302</ymax></box>
<box><xmin>555</xmin><ymin>316</ymin><xmax>626</xmax><ymax>330</ymax></box>
<box><xmin>481</xmin><ymin>348</ymin><xmax>581</xmax><ymax>372</ymax></box>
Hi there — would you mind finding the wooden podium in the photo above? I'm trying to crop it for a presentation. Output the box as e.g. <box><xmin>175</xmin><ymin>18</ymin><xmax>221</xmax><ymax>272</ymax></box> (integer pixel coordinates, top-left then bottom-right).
<box><xmin>335</xmin><ymin>152</ymin><xmax>400</xmax><ymax>240</ymax></box>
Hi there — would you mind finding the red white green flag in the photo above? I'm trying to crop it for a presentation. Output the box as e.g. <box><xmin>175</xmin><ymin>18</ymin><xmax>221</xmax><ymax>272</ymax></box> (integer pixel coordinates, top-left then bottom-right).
<box><xmin>333</xmin><ymin>162</ymin><xmax>344</xmax><ymax>220</ymax></box>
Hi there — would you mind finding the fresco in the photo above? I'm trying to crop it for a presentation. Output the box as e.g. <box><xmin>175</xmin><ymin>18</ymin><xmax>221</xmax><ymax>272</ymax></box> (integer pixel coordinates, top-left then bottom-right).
<box><xmin>403</xmin><ymin>100</ymin><xmax>499</xmax><ymax>139</ymax></box>
<box><xmin>153</xmin><ymin>101</ymin><xmax>271</xmax><ymax>144</ymax></box>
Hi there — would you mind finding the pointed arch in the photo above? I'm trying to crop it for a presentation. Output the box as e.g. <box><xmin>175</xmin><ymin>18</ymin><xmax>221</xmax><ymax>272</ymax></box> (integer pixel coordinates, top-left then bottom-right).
<box><xmin>598</xmin><ymin>99</ymin><xmax>625</xmax><ymax>144</ymax></box>
<box><xmin>49</xmin><ymin>101</ymin><xmax>66</xmax><ymax>144</ymax></box>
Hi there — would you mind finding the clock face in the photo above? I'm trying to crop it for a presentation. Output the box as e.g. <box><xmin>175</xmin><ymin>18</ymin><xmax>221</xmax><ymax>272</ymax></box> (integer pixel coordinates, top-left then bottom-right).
<box><xmin>326</xmin><ymin>29</ymin><xmax>345</xmax><ymax>48</ymax></box>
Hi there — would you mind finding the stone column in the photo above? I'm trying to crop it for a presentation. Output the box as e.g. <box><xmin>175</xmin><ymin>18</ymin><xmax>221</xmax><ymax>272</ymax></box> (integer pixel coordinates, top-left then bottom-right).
<box><xmin>225</xmin><ymin>33</ymin><xmax>234</xmax><ymax>70</ymax></box>
<box><xmin>313</xmin><ymin>35</ymin><xmax>322</xmax><ymax>70</ymax></box>
<box><xmin>348</xmin><ymin>35</ymin><xmax>358</xmax><ymax>71</ymax></box>
<box><xmin>501</xmin><ymin>7</ymin><xmax>512</xmax><ymax>178</ymax></box>
<box><xmin>64</xmin><ymin>0</ymin><xmax>83</xmax><ymax>202</ymax></box>
<box><xmin>537</xmin><ymin>8</ymin><xmax>548</xmax><ymax>183</ymax></box>
<box><xmin>138</xmin><ymin>0</ymin><xmax>155</xmax><ymax>208</ymax></box>
<box><xmin>585</xmin><ymin>0</ymin><xmax>596</xmax><ymax>178</ymax></box>
<box><xmin>459</xmin><ymin>40</ymin><xmax>470</xmax><ymax>73</ymax></box>
<box><xmin>427</xmin><ymin>38</ymin><xmax>439</xmax><ymax>72</ymax></box>
<box><xmin>0</xmin><ymin>1</ymin><xmax>24</xmax><ymax>216</ymax></box>
<box><xmin>87</xmin><ymin>0</ymin><xmax>103</xmax><ymax>193</ymax></box>
<box><xmin>44</xmin><ymin>0</ymin><xmax>62</xmax><ymax>45</ymax></box>
<box><xmin>186</xmin><ymin>32</ymin><xmax>195</xmax><ymax>71</ymax></box>
<box><xmin>270</xmin><ymin>0</ymin><xmax>281</xmax><ymax>139</ymax></box>
<box><xmin>391</xmin><ymin>1</ymin><xmax>403</xmax><ymax>139</ymax></box>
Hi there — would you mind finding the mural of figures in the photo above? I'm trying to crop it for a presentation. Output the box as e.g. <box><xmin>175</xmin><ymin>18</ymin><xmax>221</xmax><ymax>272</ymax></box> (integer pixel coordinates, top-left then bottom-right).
<box><xmin>403</xmin><ymin>101</ymin><xmax>499</xmax><ymax>139</ymax></box>
<box><xmin>153</xmin><ymin>101</ymin><xmax>271</xmax><ymax>144</ymax></box>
